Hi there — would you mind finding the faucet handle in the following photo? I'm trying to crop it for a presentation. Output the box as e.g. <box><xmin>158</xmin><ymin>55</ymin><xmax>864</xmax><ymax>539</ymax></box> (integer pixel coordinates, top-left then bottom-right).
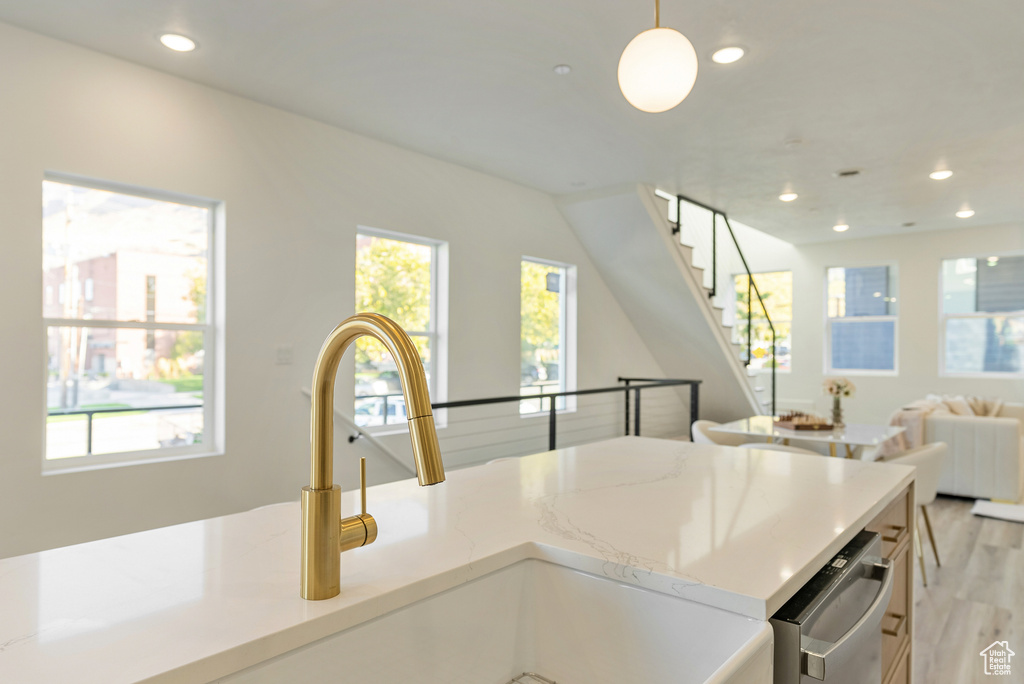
<box><xmin>339</xmin><ymin>457</ymin><xmax>378</xmax><ymax>553</ymax></box>
<box><xmin>360</xmin><ymin>456</ymin><xmax>367</xmax><ymax>516</ymax></box>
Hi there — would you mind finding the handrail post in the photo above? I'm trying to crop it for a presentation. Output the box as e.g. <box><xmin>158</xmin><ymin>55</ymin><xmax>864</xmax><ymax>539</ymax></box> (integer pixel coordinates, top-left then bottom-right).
<box><xmin>623</xmin><ymin>379</ymin><xmax>631</xmax><ymax>436</ymax></box>
<box><xmin>710</xmin><ymin>212</ymin><xmax>717</xmax><ymax>299</ymax></box>
<box><xmin>771</xmin><ymin>329</ymin><xmax>777</xmax><ymax>416</ymax></box>
<box><xmin>689</xmin><ymin>382</ymin><xmax>699</xmax><ymax>435</ymax></box>
<box><xmin>633</xmin><ymin>388</ymin><xmax>641</xmax><ymax>436</ymax></box>
<box><xmin>747</xmin><ymin>275</ymin><xmax>752</xmax><ymax>365</ymax></box>
<box><xmin>548</xmin><ymin>395</ymin><xmax>557</xmax><ymax>450</ymax></box>
<box><xmin>87</xmin><ymin>411</ymin><xmax>93</xmax><ymax>455</ymax></box>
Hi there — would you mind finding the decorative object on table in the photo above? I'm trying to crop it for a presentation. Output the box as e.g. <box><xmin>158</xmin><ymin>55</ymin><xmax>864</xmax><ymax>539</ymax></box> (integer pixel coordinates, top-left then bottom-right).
<box><xmin>823</xmin><ymin>377</ymin><xmax>856</xmax><ymax>428</ymax></box>
<box><xmin>774</xmin><ymin>411</ymin><xmax>833</xmax><ymax>431</ymax></box>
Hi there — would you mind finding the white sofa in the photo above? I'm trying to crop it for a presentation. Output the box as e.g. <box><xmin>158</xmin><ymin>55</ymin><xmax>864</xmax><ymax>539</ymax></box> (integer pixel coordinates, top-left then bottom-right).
<box><xmin>925</xmin><ymin>402</ymin><xmax>1024</xmax><ymax>501</ymax></box>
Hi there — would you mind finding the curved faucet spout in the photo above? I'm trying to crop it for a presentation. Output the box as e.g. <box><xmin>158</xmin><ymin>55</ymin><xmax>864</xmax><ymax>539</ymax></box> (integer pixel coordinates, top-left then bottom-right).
<box><xmin>301</xmin><ymin>313</ymin><xmax>445</xmax><ymax>600</ymax></box>
<box><xmin>309</xmin><ymin>312</ymin><xmax>444</xmax><ymax>489</ymax></box>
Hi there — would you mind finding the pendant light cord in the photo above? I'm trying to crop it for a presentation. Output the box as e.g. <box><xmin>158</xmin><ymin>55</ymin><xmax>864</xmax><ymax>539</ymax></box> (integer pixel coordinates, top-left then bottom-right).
<box><xmin>655</xmin><ymin>0</ymin><xmax>660</xmax><ymax>27</ymax></box>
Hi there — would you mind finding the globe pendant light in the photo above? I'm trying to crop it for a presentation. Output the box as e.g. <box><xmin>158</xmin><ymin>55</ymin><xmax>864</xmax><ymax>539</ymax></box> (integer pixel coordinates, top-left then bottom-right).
<box><xmin>618</xmin><ymin>0</ymin><xmax>698</xmax><ymax>113</ymax></box>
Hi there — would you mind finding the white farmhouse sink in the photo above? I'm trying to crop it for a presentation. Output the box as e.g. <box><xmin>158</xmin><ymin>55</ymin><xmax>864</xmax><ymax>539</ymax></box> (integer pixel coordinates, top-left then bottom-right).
<box><xmin>218</xmin><ymin>559</ymin><xmax>772</xmax><ymax>684</ymax></box>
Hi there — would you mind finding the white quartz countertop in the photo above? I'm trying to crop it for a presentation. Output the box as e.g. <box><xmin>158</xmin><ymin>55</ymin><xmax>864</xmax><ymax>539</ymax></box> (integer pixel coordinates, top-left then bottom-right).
<box><xmin>0</xmin><ymin>436</ymin><xmax>914</xmax><ymax>683</ymax></box>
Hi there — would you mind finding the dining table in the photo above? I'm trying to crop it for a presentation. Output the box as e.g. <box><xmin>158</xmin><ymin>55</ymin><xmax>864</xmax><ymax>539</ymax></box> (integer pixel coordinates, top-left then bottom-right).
<box><xmin>709</xmin><ymin>415</ymin><xmax>905</xmax><ymax>458</ymax></box>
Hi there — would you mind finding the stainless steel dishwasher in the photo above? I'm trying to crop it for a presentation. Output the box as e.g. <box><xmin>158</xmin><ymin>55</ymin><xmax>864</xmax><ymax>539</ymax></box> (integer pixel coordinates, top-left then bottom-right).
<box><xmin>771</xmin><ymin>530</ymin><xmax>894</xmax><ymax>684</ymax></box>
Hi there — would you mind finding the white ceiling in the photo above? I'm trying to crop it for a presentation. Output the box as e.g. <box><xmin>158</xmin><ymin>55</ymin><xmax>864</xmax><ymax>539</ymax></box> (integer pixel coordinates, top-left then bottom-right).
<box><xmin>1</xmin><ymin>1</ymin><xmax>1022</xmax><ymax>244</ymax></box>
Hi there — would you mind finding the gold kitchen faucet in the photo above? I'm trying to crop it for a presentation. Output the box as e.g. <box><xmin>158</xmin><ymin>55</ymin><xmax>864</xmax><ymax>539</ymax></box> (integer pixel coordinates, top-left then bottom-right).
<box><xmin>301</xmin><ymin>313</ymin><xmax>445</xmax><ymax>600</ymax></box>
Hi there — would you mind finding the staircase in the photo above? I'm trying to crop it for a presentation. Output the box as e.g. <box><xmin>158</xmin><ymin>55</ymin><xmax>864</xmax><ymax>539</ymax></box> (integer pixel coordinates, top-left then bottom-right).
<box><xmin>558</xmin><ymin>184</ymin><xmax>775</xmax><ymax>421</ymax></box>
<box><xmin>657</xmin><ymin>188</ymin><xmax>777</xmax><ymax>416</ymax></box>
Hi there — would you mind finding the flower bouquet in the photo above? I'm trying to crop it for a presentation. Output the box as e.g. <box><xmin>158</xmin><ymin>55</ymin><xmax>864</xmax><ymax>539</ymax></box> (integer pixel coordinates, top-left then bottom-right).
<box><xmin>823</xmin><ymin>377</ymin><xmax>856</xmax><ymax>427</ymax></box>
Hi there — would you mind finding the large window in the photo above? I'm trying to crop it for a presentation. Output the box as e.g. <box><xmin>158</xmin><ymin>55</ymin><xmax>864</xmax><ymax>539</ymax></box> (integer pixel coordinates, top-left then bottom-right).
<box><xmin>354</xmin><ymin>229</ymin><xmax>447</xmax><ymax>428</ymax></box>
<box><xmin>826</xmin><ymin>265</ymin><xmax>897</xmax><ymax>374</ymax></box>
<box><xmin>941</xmin><ymin>256</ymin><xmax>1024</xmax><ymax>375</ymax></box>
<box><xmin>733</xmin><ymin>271</ymin><xmax>792</xmax><ymax>371</ymax></box>
<box><xmin>520</xmin><ymin>258</ymin><xmax>576</xmax><ymax>414</ymax></box>
<box><xmin>42</xmin><ymin>176</ymin><xmax>218</xmax><ymax>467</ymax></box>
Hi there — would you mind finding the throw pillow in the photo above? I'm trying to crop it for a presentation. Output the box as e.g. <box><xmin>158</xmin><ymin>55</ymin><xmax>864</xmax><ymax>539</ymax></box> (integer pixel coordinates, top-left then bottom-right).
<box><xmin>965</xmin><ymin>396</ymin><xmax>1004</xmax><ymax>417</ymax></box>
<box><xmin>966</xmin><ymin>395</ymin><xmax>986</xmax><ymax>415</ymax></box>
<box><xmin>943</xmin><ymin>395</ymin><xmax>974</xmax><ymax>416</ymax></box>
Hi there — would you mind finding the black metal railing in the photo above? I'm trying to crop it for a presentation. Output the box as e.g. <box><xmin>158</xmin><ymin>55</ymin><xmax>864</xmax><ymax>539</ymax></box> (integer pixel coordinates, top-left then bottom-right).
<box><xmin>352</xmin><ymin>378</ymin><xmax>701</xmax><ymax>451</ymax></box>
<box><xmin>47</xmin><ymin>404</ymin><xmax>203</xmax><ymax>455</ymax></box>
<box><xmin>670</xmin><ymin>193</ymin><xmax>776</xmax><ymax>415</ymax></box>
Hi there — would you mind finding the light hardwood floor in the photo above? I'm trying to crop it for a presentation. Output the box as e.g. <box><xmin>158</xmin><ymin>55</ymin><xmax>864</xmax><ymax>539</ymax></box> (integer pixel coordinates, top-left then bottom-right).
<box><xmin>913</xmin><ymin>496</ymin><xmax>1023</xmax><ymax>683</ymax></box>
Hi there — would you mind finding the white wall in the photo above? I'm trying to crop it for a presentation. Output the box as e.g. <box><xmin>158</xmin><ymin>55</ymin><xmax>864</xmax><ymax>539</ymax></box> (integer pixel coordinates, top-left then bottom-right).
<box><xmin>0</xmin><ymin>22</ymin><xmax>685</xmax><ymax>558</ymax></box>
<box><xmin>740</xmin><ymin>223</ymin><xmax>1024</xmax><ymax>423</ymax></box>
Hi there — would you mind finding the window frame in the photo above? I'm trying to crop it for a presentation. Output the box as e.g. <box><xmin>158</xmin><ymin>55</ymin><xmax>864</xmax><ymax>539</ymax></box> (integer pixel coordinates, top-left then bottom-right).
<box><xmin>354</xmin><ymin>226</ymin><xmax>448</xmax><ymax>433</ymax></box>
<box><xmin>41</xmin><ymin>172</ymin><xmax>223</xmax><ymax>474</ymax></box>
<box><xmin>939</xmin><ymin>252</ymin><xmax>1024</xmax><ymax>379</ymax></box>
<box><xmin>519</xmin><ymin>256</ymin><xmax>578</xmax><ymax>417</ymax></box>
<box><xmin>823</xmin><ymin>263</ymin><xmax>899</xmax><ymax>377</ymax></box>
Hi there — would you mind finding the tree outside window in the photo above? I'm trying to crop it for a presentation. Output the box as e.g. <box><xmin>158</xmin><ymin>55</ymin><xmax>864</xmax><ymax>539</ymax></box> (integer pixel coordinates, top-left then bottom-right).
<box><xmin>354</xmin><ymin>231</ymin><xmax>442</xmax><ymax>427</ymax></box>
<box><xmin>520</xmin><ymin>259</ymin><xmax>575</xmax><ymax>414</ymax></box>
<box><xmin>733</xmin><ymin>271</ymin><xmax>792</xmax><ymax>371</ymax></box>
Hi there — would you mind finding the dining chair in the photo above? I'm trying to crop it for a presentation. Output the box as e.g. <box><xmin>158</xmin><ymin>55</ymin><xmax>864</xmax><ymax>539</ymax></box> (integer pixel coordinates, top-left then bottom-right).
<box><xmin>737</xmin><ymin>443</ymin><xmax>821</xmax><ymax>456</ymax></box>
<box><xmin>883</xmin><ymin>442</ymin><xmax>947</xmax><ymax>586</ymax></box>
<box><xmin>691</xmin><ymin>420</ymin><xmax>749</xmax><ymax>447</ymax></box>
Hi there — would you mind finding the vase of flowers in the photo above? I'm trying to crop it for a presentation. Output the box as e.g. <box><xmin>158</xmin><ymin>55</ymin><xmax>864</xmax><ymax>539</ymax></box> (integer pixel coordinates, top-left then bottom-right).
<box><xmin>823</xmin><ymin>377</ymin><xmax>855</xmax><ymax>428</ymax></box>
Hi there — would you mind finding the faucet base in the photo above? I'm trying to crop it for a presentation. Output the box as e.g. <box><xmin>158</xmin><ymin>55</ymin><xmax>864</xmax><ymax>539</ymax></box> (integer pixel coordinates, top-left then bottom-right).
<box><xmin>300</xmin><ymin>485</ymin><xmax>341</xmax><ymax>600</ymax></box>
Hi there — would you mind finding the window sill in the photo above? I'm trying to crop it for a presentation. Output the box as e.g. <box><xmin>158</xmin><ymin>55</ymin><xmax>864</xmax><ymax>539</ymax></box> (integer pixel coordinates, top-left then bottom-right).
<box><xmin>520</xmin><ymin>408</ymin><xmax>578</xmax><ymax>419</ymax></box>
<box><xmin>824</xmin><ymin>369</ymin><xmax>898</xmax><ymax>378</ymax></box>
<box><xmin>42</xmin><ymin>447</ymin><xmax>222</xmax><ymax>476</ymax></box>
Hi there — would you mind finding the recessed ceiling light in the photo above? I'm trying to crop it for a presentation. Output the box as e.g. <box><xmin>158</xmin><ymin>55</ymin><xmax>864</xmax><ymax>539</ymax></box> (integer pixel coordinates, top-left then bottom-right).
<box><xmin>929</xmin><ymin>169</ymin><xmax>953</xmax><ymax>180</ymax></box>
<box><xmin>711</xmin><ymin>47</ymin><xmax>745</xmax><ymax>64</ymax></box>
<box><xmin>553</xmin><ymin>64</ymin><xmax>572</xmax><ymax>75</ymax></box>
<box><xmin>779</xmin><ymin>192</ymin><xmax>798</xmax><ymax>202</ymax></box>
<box><xmin>833</xmin><ymin>223</ymin><xmax>849</xmax><ymax>232</ymax></box>
<box><xmin>955</xmin><ymin>209</ymin><xmax>975</xmax><ymax>219</ymax></box>
<box><xmin>160</xmin><ymin>34</ymin><xmax>196</xmax><ymax>52</ymax></box>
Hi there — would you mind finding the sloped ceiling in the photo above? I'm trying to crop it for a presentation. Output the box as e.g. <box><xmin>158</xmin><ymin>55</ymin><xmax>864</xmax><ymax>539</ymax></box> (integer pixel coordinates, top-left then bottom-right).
<box><xmin>1</xmin><ymin>0</ymin><xmax>1022</xmax><ymax>243</ymax></box>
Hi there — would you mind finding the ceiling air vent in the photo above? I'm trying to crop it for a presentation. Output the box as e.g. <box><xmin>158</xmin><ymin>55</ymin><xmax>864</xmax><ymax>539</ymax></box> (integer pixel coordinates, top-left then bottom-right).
<box><xmin>834</xmin><ymin>169</ymin><xmax>861</xmax><ymax>178</ymax></box>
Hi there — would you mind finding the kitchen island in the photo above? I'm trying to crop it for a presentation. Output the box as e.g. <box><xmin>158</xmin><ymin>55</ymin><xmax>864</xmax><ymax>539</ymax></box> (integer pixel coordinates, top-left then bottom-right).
<box><xmin>0</xmin><ymin>436</ymin><xmax>914</xmax><ymax>683</ymax></box>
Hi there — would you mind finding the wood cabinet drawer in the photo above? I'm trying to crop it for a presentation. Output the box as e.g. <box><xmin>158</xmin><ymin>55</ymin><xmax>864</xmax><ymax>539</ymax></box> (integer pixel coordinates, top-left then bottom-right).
<box><xmin>884</xmin><ymin>640</ymin><xmax>911</xmax><ymax>684</ymax></box>
<box><xmin>866</xmin><ymin>489</ymin><xmax>910</xmax><ymax>558</ymax></box>
<box><xmin>881</xmin><ymin>548</ymin><xmax>910</xmax><ymax>676</ymax></box>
